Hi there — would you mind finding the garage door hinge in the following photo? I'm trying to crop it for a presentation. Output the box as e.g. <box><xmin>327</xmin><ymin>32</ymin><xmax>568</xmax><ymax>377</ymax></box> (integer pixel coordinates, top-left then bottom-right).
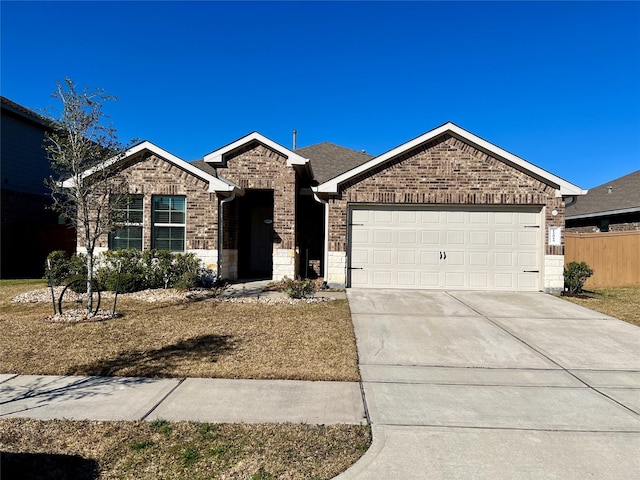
<box><xmin>348</xmin><ymin>267</ymin><xmax>363</xmax><ymax>270</ymax></box>
<box><xmin>349</xmin><ymin>223</ymin><xmax>364</xmax><ymax>226</ymax></box>
<box><xmin>524</xmin><ymin>225</ymin><xmax>540</xmax><ymax>228</ymax></box>
<box><xmin>523</xmin><ymin>270</ymin><xmax>540</xmax><ymax>273</ymax></box>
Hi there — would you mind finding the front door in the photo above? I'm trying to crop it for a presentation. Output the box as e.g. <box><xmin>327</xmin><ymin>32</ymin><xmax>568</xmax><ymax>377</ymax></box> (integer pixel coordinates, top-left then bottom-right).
<box><xmin>250</xmin><ymin>206</ymin><xmax>273</xmax><ymax>276</ymax></box>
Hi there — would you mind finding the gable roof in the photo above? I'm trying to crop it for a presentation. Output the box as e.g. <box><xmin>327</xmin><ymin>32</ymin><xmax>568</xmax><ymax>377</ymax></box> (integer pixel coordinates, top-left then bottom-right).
<box><xmin>314</xmin><ymin>122</ymin><xmax>586</xmax><ymax>197</ymax></box>
<box><xmin>295</xmin><ymin>142</ymin><xmax>373</xmax><ymax>184</ymax></box>
<box><xmin>565</xmin><ymin>169</ymin><xmax>640</xmax><ymax>220</ymax></box>
<box><xmin>62</xmin><ymin>141</ymin><xmax>240</xmax><ymax>194</ymax></box>
<box><xmin>204</xmin><ymin>131</ymin><xmax>309</xmax><ymax>167</ymax></box>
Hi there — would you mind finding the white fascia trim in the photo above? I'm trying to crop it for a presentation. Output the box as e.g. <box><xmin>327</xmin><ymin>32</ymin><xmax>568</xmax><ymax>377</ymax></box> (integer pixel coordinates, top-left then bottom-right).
<box><xmin>61</xmin><ymin>141</ymin><xmax>238</xmax><ymax>193</ymax></box>
<box><xmin>316</xmin><ymin>122</ymin><xmax>587</xmax><ymax>197</ymax></box>
<box><xmin>203</xmin><ymin>132</ymin><xmax>309</xmax><ymax>167</ymax></box>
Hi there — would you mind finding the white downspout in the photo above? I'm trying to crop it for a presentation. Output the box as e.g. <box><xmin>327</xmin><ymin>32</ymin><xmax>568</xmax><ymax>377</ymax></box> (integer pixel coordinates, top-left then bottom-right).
<box><xmin>217</xmin><ymin>192</ymin><xmax>236</xmax><ymax>281</ymax></box>
<box><xmin>312</xmin><ymin>192</ymin><xmax>329</xmax><ymax>287</ymax></box>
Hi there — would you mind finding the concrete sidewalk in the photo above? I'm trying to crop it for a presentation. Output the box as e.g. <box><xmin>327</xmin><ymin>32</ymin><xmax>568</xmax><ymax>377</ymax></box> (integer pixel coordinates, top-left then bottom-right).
<box><xmin>0</xmin><ymin>374</ymin><xmax>366</xmax><ymax>424</ymax></box>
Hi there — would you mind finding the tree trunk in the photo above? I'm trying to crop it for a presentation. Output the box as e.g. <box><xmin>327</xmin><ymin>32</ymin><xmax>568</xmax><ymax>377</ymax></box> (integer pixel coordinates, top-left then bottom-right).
<box><xmin>86</xmin><ymin>248</ymin><xmax>94</xmax><ymax>313</ymax></box>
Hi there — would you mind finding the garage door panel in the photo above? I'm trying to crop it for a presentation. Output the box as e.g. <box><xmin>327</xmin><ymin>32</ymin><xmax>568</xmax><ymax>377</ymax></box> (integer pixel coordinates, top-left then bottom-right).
<box><xmin>421</xmin><ymin>251</ymin><xmax>439</xmax><ymax>266</ymax></box>
<box><xmin>352</xmin><ymin>229</ymin><xmax>369</xmax><ymax>243</ymax></box>
<box><xmin>421</xmin><ymin>231</ymin><xmax>440</xmax><ymax>245</ymax></box>
<box><xmin>373</xmin><ymin>271</ymin><xmax>392</xmax><ymax>285</ymax></box>
<box><xmin>397</xmin><ymin>271</ymin><xmax>416</xmax><ymax>286</ymax></box>
<box><xmin>398</xmin><ymin>250</ymin><xmax>417</xmax><ymax>265</ymax></box>
<box><xmin>469</xmin><ymin>252</ymin><xmax>489</xmax><ymax>266</ymax></box>
<box><xmin>518</xmin><ymin>231</ymin><xmax>539</xmax><ymax>246</ymax></box>
<box><xmin>398</xmin><ymin>230</ymin><xmax>417</xmax><ymax>244</ymax></box>
<box><xmin>420</xmin><ymin>271</ymin><xmax>440</xmax><ymax>287</ymax></box>
<box><xmin>469</xmin><ymin>231</ymin><xmax>489</xmax><ymax>245</ymax></box>
<box><xmin>469</xmin><ymin>273</ymin><xmax>489</xmax><ymax>288</ymax></box>
<box><xmin>445</xmin><ymin>251</ymin><xmax>464</xmax><ymax>266</ymax></box>
<box><xmin>374</xmin><ymin>210</ymin><xmax>393</xmax><ymax>223</ymax></box>
<box><xmin>373</xmin><ymin>250</ymin><xmax>392</xmax><ymax>265</ymax></box>
<box><xmin>420</xmin><ymin>211</ymin><xmax>441</xmax><ymax>225</ymax></box>
<box><xmin>495</xmin><ymin>231</ymin><xmax>514</xmax><ymax>246</ymax></box>
<box><xmin>494</xmin><ymin>273</ymin><xmax>515</xmax><ymax>288</ymax></box>
<box><xmin>446</xmin><ymin>230</ymin><xmax>465</xmax><ymax>244</ymax></box>
<box><xmin>373</xmin><ymin>230</ymin><xmax>392</xmax><ymax>244</ymax></box>
<box><xmin>351</xmin><ymin>249</ymin><xmax>369</xmax><ymax>264</ymax></box>
<box><xmin>349</xmin><ymin>207</ymin><xmax>541</xmax><ymax>291</ymax></box>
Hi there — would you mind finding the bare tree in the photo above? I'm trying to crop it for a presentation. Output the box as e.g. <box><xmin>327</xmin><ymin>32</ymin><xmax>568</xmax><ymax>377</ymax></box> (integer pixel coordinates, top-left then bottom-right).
<box><xmin>44</xmin><ymin>78</ymin><xmax>130</xmax><ymax>313</ymax></box>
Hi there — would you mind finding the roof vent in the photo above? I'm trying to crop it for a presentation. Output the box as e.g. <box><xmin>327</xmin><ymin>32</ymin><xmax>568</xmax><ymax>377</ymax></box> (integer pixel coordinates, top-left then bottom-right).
<box><xmin>607</xmin><ymin>186</ymin><xmax>613</xmax><ymax>194</ymax></box>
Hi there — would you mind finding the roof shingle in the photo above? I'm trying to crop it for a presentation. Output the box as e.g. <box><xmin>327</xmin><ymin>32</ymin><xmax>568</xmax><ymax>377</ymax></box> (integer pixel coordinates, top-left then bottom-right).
<box><xmin>295</xmin><ymin>142</ymin><xmax>373</xmax><ymax>184</ymax></box>
<box><xmin>565</xmin><ymin>169</ymin><xmax>640</xmax><ymax>219</ymax></box>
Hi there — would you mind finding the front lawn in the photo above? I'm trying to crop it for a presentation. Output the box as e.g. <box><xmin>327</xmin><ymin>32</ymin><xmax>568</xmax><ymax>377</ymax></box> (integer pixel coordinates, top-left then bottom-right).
<box><xmin>0</xmin><ymin>281</ymin><xmax>359</xmax><ymax>381</ymax></box>
<box><xmin>559</xmin><ymin>286</ymin><xmax>640</xmax><ymax>327</ymax></box>
<box><xmin>1</xmin><ymin>419</ymin><xmax>371</xmax><ymax>480</ymax></box>
<box><xmin>0</xmin><ymin>280</ymin><xmax>369</xmax><ymax>479</ymax></box>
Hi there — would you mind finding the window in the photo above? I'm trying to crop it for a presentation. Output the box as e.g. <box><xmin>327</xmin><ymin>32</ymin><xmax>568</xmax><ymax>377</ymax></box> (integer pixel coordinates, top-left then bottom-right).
<box><xmin>153</xmin><ymin>196</ymin><xmax>185</xmax><ymax>252</ymax></box>
<box><xmin>110</xmin><ymin>195</ymin><xmax>143</xmax><ymax>250</ymax></box>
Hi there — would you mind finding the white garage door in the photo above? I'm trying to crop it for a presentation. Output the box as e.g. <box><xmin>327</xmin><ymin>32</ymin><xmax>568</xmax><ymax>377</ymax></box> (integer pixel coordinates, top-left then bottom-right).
<box><xmin>349</xmin><ymin>206</ymin><xmax>542</xmax><ymax>291</ymax></box>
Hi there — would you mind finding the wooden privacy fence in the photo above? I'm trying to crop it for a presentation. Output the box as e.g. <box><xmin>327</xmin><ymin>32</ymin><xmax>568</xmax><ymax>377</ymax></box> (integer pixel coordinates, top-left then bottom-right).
<box><xmin>564</xmin><ymin>231</ymin><xmax>640</xmax><ymax>288</ymax></box>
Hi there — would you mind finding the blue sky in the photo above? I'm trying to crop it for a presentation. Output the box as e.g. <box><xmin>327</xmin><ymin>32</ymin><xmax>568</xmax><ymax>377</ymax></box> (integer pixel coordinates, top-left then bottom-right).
<box><xmin>2</xmin><ymin>1</ymin><xmax>639</xmax><ymax>189</ymax></box>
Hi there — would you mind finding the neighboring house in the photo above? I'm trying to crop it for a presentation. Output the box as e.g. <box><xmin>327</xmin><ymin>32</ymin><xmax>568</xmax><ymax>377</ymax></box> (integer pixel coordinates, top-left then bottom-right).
<box><xmin>565</xmin><ymin>170</ymin><xmax>640</xmax><ymax>233</ymax></box>
<box><xmin>72</xmin><ymin>122</ymin><xmax>586</xmax><ymax>293</ymax></box>
<box><xmin>1</xmin><ymin>96</ymin><xmax>75</xmax><ymax>278</ymax></box>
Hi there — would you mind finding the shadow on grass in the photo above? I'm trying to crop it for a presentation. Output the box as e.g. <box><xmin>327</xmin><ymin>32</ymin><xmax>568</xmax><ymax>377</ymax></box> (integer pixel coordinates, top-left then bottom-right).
<box><xmin>66</xmin><ymin>334</ymin><xmax>236</xmax><ymax>377</ymax></box>
<box><xmin>1</xmin><ymin>452</ymin><xmax>99</xmax><ymax>480</ymax></box>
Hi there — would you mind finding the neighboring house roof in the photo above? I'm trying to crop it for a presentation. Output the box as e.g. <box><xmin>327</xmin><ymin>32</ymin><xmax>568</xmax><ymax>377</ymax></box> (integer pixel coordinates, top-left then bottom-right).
<box><xmin>63</xmin><ymin>141</ymin><xmax>240</xmax><ymax>194</ymax></box>
<box><xmin>565</xmin><ymin>169</ymin><xmax>640</xmax><ymax>220</ymax></box>
<box><xmin>295</xmin><ymin>142</ymin><xmax>373</xmax><ymax>184</ymax></box>
<box><xmin>314</xmin><ymin>122</ymin><xmax>587</xmax><ymax>197</ymax></box>
<box><xmin>1</xmin><ymin>95</ymin><xmax>52</xmax><ymax>128</ymax></box>
<box><xmin>204</xmin><ymin>131</ymin><xmax>309</xmax><ymax>167</ymax></box>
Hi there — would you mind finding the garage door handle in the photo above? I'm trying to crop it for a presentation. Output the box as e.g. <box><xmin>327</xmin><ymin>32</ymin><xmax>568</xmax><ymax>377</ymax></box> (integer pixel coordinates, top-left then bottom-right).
<box><xmin>440</xmin><ymin>251</ymin><xmax>446</xmax><ymax>260</ymax></box>
<box><xmin>523</xmin><ymin>270</ymin><xmax>539</xmax><ymax>273</ymax></box>
<box><xmin>348</xmin><ymin>267</ymin><xmax>363</xmax><ymax>270</ymax></box>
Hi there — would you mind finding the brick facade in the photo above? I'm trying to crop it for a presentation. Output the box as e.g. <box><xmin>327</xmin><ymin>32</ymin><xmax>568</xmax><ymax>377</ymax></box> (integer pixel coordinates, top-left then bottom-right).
<box><xmin>219</xmin><ymin>144</ymin><xmax>297</xmax><ymax>251</ymax></box>
<box><xmin>327</xmin><ymin>135</ymin><xmax>564</xmax><ymax>255</ymax></box>
<box><xmin>78</xmin><ymin>153</ymin><xmax>218</xmax><ymax>267</ymax></box>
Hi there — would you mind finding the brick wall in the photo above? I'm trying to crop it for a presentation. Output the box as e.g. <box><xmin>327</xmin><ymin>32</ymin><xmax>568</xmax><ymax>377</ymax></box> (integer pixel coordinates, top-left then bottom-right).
<box><xmin>218</xmin><ymin>144</ymin><xmax>297</xmax><ymax>250</ymax></box>
<box><xmin>327</xmin><ymin>134</ymin><xmax>564</xmax><ymax>255</ymax></box>
<box><xmin>78</xmin><ymin>153</ymin><xmax>218</xmax><ymax>251</ymax></box>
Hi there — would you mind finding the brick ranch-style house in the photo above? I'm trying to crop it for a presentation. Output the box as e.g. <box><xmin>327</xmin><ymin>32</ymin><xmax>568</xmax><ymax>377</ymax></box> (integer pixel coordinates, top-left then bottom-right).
<box><xmin>72</xmin><ymin>122</ymin><xmax>586</xmax><ymax>293</ymax></box>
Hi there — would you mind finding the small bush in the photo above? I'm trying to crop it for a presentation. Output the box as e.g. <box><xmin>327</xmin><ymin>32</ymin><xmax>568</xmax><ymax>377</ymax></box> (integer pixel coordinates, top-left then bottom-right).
<box><xmin>564</xmin><ymin>261</ymin><xmax>594</xmax><ymax>294</ymax></box>
<box><xmin>44</xmin><ymin>251</ymin><xmax>87</xmax><ymax>286</ymax></box>
<box><xmin>96</xmin><ymin>249</ymin><xmax>206</xmax><ymax>292</ymax></box>
<box><xmin>282</xmin><ymin>277</ymin><xmax>315</xmax><ymax>299</ymax></box>
<box><xmin>103</xmin><ymin>272</ymin><xmax>146</xmax><ymax>293</ymax></box>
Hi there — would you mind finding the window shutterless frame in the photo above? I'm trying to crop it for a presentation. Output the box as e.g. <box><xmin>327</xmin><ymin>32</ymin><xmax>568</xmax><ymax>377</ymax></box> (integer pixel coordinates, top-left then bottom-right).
<box><xmin>110</xmin><ymin>195</ymin><xmax>144</xmax><ymax>250</ymax></box>
<box><xmin>152</xmin><ymin>196</ymin><xmax>186</xmax><ymax>252</ymax></box>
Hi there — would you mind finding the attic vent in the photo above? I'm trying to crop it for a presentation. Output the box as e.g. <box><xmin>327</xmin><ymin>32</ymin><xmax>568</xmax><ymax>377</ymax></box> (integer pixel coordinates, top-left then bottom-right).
<box><xmin>607</xmin><ymin>186</ymin><xmax>613</xmax><ymax>194</ymax></box>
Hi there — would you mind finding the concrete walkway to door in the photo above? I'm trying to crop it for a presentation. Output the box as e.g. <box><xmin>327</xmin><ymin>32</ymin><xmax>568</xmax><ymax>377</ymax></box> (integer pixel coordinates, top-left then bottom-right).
<box><xmin>336</xmin><ymin>289</ymin><xmax>640</xmax><ymax>479</ymax></box>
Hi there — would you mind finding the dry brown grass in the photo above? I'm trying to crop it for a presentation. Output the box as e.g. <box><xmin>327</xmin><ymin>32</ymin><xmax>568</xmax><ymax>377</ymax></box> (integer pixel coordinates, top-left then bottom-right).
<box><xmin>0</xmin><ymin>281</ymin><xmax>359</xmax><ymax>381</ymax></box>
<box><xmin>0</xmin><ymin>418</ymin><xmax>371</xmax><ymax>479</ymax></box>
<box><xmin>560</xmin><ymin>286</ymin><xmax>640</xmax><ymax>327</ymax></box>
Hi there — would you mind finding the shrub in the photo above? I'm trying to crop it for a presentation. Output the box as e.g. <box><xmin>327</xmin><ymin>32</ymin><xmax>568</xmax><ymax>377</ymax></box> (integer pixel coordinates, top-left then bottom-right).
<box><xmin>564</xmin><ymin>261</ymin><xmax>594</xmax><ymax>294</ymax></box>
<box><xmin>282</xmin><ymin>277</ymin><xmax>315</xmax><ymax>299</ymax></box>
<box><xmin>44</xmin><ymin>251</ymin><xmax>87</xmax><ymax>286</ymax></box>
<box><xmin>96</xmin><ymin>249</ymin><xmax>206</xmax><ymax>292</ymax></box>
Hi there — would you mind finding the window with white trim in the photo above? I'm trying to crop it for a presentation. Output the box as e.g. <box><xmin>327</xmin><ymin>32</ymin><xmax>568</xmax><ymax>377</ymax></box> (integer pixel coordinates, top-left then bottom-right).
<box><xmin>110</xmin><ymin>195</ymin><xmax>143</xmax><ymax>250</ymax></box>
<box><xmin>152</xmin><ymin>196</ymin><xmax>186</xmax><ymax>252</ymax></box>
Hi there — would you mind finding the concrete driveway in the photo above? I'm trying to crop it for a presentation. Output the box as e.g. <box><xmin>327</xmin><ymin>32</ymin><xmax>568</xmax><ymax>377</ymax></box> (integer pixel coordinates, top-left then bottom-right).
<box><xmin>337</xmin><ymin>290</ymin><xmax>640</xmax><ymax>479</ymax></box>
